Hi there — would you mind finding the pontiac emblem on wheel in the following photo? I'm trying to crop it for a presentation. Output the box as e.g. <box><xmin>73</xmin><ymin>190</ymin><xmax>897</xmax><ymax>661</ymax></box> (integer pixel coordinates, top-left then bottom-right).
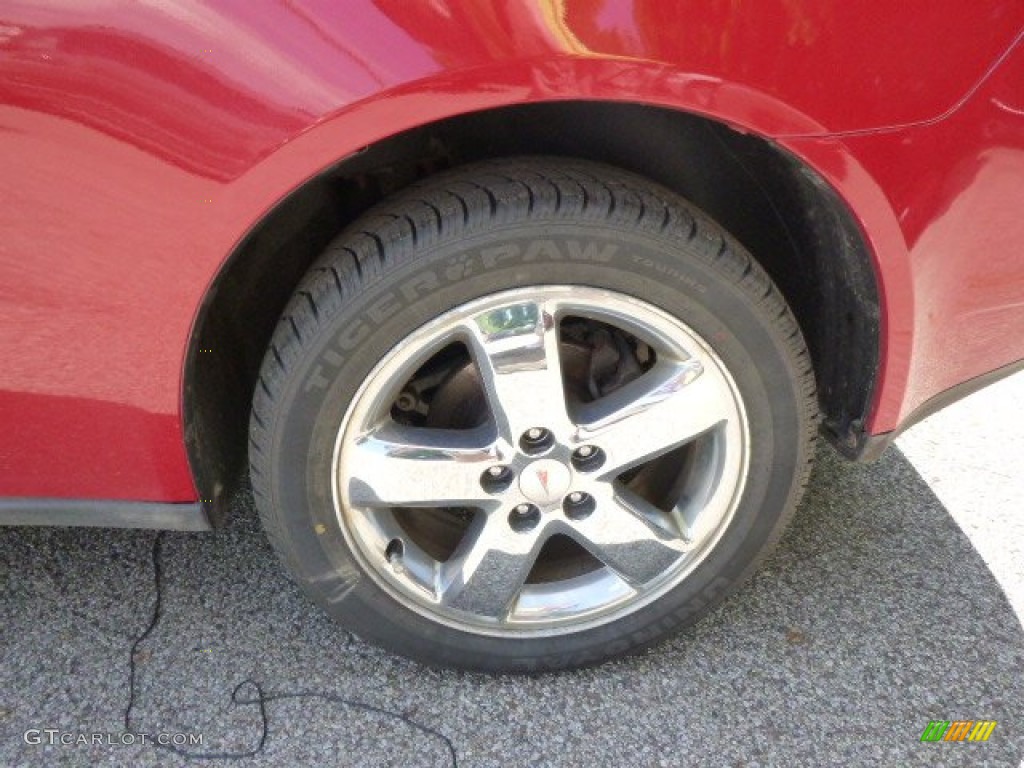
<box><xmin>518</xmin><ymin>459</ymin><xmax>571</xmax><ymax>506</ymax></box>
<box><xmin>536</xmin><ymin>468</ymin><xmax>549</xmax><ymax>493</ymax></box>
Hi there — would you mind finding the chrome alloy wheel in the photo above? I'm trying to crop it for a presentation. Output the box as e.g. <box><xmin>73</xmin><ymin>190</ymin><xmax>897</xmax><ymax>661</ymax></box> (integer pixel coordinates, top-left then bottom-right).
<box><xmin>333</xmin><ymin>286</ymin><xmax>749</xmax><ymax>636</ymax></box>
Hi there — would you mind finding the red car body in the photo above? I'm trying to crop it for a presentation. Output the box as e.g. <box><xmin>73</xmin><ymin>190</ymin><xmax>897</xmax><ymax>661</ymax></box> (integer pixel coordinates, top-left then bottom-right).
<box><xmin>1</xmin><ymin>1</ymin><xmax>1022</xmax><ymax>524</ymax></box>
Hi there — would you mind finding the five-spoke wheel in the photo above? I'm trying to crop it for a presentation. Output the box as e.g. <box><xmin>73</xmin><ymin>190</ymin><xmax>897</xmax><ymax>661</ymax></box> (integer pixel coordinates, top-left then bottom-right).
<box><xmin>336</xmin><ymin>287</ymin><xmax>748</xmax><ymax>631</ymax></box>
<box><xmin>250</xmin><ymin>158</ymin><xmax>816</xmax><ymax>671</ymax></box>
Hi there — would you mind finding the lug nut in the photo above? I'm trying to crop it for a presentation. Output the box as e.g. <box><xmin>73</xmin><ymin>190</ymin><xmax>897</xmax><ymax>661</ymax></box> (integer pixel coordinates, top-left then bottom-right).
<box><xmin>563</xmin><ymin>491</ymin><xmax>595</xmax><ymax>520</ymax></box>
<box><xmin>481</xmin><ymin>465</ymin><xmax>513</xmax><ymax>492</ymax></box>
<box><xmin>520</xmin><ymin>427</ymin><xmax>554</xmax><ymax>454</ymax></box>
<box><xmin>571</xmin><ymin>445</ymin><xmax>605</xmax><ymax>471</ymax></box>
<box><xmin>508</xmin><ymin>503</ymin><xmax>541</xmax><ymax>532</ymax></box>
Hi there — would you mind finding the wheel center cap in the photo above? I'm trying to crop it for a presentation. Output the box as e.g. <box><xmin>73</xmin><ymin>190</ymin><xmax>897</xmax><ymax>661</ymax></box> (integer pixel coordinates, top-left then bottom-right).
<box><xmin>518</xmin><ymin>459</ymin><xmax>572</xmax><ymax>506</ymax></box>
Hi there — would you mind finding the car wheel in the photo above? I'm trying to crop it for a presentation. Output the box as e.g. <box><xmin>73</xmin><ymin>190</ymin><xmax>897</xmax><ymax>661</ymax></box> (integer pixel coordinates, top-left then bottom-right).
<box><xmin>249</xmin><ymin>157</ymin><xmax>817</xmax><ymax>672</ymax></box>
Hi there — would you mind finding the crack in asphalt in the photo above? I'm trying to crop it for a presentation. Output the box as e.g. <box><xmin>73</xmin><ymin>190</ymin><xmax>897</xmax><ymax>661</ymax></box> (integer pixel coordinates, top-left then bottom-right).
<box><xmin>123</xmin><ymin>532</ymin><xmax>459</xmax><ymax>766</ymax></box>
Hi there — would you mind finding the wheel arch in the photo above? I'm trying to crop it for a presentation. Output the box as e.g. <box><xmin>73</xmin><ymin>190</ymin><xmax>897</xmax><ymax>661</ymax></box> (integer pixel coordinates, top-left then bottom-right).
<box><xmin>183</xmin><ymin>100</ymin><xmax>881</xmax><ymax>524</ymax></box>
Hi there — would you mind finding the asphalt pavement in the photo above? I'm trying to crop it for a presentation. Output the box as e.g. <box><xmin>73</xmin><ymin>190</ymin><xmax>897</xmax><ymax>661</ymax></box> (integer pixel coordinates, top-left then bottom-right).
<box><xmin>2</xmin><ymin>373</ymin><xmax>1023</xmax><ymax>767</ymax></box>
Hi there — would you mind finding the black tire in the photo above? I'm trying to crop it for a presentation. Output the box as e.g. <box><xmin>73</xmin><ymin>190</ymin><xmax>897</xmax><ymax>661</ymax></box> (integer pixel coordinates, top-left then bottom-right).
<box><xmin>249</xmin><ymin>157</ymin><xmax>817</xmax><ymax>673</ymax></box>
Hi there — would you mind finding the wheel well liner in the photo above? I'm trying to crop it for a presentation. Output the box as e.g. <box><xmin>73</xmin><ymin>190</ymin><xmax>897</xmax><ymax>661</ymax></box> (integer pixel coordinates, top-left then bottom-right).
<box><xmin>184</xmin><ymin>101</ymin><xmax>879</xmax><ymax>523</ymax></box>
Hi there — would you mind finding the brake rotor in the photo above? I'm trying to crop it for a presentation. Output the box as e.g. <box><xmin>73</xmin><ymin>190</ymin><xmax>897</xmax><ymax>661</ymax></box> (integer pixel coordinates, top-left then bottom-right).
<box><xmin>425</xmin><ymin>340</ymin><xmax>592</xmax><ymax>430</ymax></box>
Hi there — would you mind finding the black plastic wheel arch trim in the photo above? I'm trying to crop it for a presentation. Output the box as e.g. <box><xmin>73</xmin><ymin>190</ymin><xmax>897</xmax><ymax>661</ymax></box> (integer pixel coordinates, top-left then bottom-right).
<box><xmin>833</xmin><ymin>357</ymin><xmax>1024</xmax><ymax>462</ymax></box>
